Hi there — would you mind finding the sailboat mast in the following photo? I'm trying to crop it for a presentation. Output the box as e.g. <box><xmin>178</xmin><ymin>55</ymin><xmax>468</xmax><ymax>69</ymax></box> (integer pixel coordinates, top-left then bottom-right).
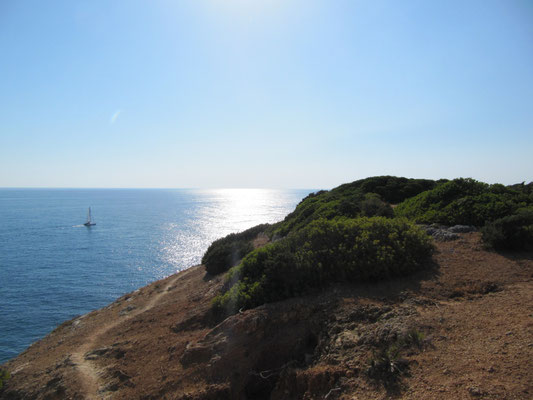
<box><xmin>84</xmin><ymin>207</ymin><xmax>95</xmax><ymax>226</ymax></box>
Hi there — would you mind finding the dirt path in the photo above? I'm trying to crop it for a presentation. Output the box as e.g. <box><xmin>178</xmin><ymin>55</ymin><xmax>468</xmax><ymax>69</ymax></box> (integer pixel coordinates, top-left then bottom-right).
<box><xmin>71</xmin><ymin>273</ymin><xmax>183</xmax><ymax>399</ymax></box>
<box><xmin>3</xmin><ymin>235</ymin><xmax>531</xmax><ymax>400</ymax></box>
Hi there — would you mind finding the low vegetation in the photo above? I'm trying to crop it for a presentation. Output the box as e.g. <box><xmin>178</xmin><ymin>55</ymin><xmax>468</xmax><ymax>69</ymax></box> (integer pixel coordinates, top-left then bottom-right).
<box><xmin>269</xmin><ymin>176</ymin><xmax>438</xmax><ymax>237</ymax></box>
<box><xmin>481</xmin><ymin>210</ymin><xmax>533</xmax><ymax>251</ymax></box>
<box><xmin>202</xmin><ymin>224</ymin><xmax>270</xmax><ymax>275</ymax></box>
<box><xmin>212</xmin><ymin>218</ymin><xmax>433</xmax><ymax>318</ymax></box>
<box><xmin>0</xmin><ymin>369</ymin><xmax>9</xmax><ymax>390</ymax></box>
<box><xmin>395</xmin><ymin>178</ymin><xmax>533</xmax><ymax>226</ymax></box>
<box><xmin>202</xmin><ymin>176</ymin><xmax>532</xmax><ymax>319</ymax></box>
<box><xmin>366</xmin><ymin>329</ymin><xmax>426</xmax><ymax>389</ymax></box>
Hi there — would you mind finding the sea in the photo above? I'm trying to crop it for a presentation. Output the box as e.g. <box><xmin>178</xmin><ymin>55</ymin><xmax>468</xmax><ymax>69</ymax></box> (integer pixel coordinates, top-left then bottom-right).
<box><xmin>0</xmin><ymin>188</ymin><xmax>310</xmax><ymax>364</ymax></box>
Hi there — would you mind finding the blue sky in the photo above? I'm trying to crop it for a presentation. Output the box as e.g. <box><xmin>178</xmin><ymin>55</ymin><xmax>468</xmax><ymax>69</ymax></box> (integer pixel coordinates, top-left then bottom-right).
<box><xmin>1</xmin><ymin>0</ymin><xmax>532</xmax><ymax>188</ymax></box>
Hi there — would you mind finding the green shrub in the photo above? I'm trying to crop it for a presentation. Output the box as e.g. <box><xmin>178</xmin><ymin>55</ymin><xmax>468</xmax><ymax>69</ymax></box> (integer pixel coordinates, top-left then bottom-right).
<box><xmin>202</xmin><ymin>224</ymin><xmax>270</xmax><ymax>275</ymax></box>
<box><xmin>366</xmin><ymin>328</ymin><xmax>426</xmax><ymax>388</ymax></box>
<box><xmin>366</xmin><ymin>343</ymin><xmax>406</xmax><ymax>384</ymax></box>
<box><xmin>350</xmin><ymin>176</ymin><xmax>440</xmax><ymax>204</ymax></box>
<box><xmin>507</xmin><ymin>181</ymin><xmax>533</xmax><ymax>195</ymax></box>
<box><xmin>481</xmin><ymin>210</ymin><xmax>533</xmax><ymax>251</ymax></box>
<box><xmin>0</xmin><ymin>368</ymin><xmax>9</xmax><ymax>390</ymax></box>
<box><xmin>360</xmin><ymin>193</ymin><xmax>394</xmax><ymax>218</ymax></box>
<box><xmin>270</xmin><ymin>176</ymin><xmax>436</xmax><ymax>237</ymax></box>
<box><xmin>395</xmin><ymin>178</ymin><xmax>533</xmax><ymax>226</ymax></box>
<box><xmin>212</xmin><ymin>217</ymin><xmax>433</xmax><ymax>318</ymax></box>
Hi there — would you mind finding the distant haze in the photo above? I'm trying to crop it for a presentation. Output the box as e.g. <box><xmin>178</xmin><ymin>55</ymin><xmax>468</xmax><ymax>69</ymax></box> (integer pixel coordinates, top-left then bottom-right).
<box><xmin>0</xmin><ymin>0</ymin><xmax>532</xmax><ymax>188</ymax></box>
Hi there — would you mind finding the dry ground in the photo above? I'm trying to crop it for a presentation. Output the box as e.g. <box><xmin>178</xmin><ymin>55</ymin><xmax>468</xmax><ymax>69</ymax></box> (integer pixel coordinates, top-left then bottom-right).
<box><xmin>1</xmin><ymin>232</ymin><xmax>532</xmax><ymax>399</ymax></box>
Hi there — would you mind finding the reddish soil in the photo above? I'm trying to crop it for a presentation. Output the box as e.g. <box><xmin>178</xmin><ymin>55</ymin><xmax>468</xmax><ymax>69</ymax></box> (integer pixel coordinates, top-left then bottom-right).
<box><xmin>1</xmin><ymin>232</ymin><xmax>532</xmax><ymax>399</ymax></box>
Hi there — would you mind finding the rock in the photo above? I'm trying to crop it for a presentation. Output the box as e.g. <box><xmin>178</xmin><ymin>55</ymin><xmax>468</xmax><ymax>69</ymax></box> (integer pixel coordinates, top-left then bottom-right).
<box><xmin>119</xmin><ymin>305</ymin><xmax>136</xmax><ymax>316</ymax></box>
<box><xmin>84</xmin><ymin>346</ymin><xmax>125</xmax><ymax>360</ymax></box>
<box><xmin>111</xmin><ymin>369</ymin><xmax>131</xmax><ymax>382</ymax></box>
<box><xmin>448</xmin><ymin>225</ymin><xmax>476</xmax><ymax>233</ymax></box>
<box><xmin>433</xmin><ymin>230</ymin><xmax>460</xmax><ymax>241</ymax></box>
<box><xmin>423</xmin><ymin>226</ymin><xmax>460</xmax><ymax>241</ymax></box>
<box><xmin>180</xmin><ymin>343</ymin><xmax>216</xmax><ymax>368</ymax></box>
<box><xmin>55</xmin><ymin>355</ymin><xmax>76</xmax><ymax>369</ymax></box>
<box><xmin>43</xmin><ymin>375</ymin><xmax>67</xmax><ymax>398</ymax></box>
<box><xmin>468</xmin><ymin>386</ymin><xmax>484</xmax><ymax>397</ymax></box>
<box><xmin>45</xmin><ymin>376</ymin><xmax>62</xmax><ymax>388</ymax></box>
<box><xmin>345</xmin><ymin>305</ymin><xmax>390</xmax><ymax>323</ymax></box>
<box><xmin>85</xmin><ymin>347</ymin><xmax>111</xmax><ymax>360</ymax></box>
<box><xmin>171</xmin><ymin>313</ymin><xmax>207</xmax><ymax>333</ymax></box>
<box><xmin>100</xmin><ymin>382</ymin><xmax>120</xmax><ymax>393</ymax></box>
<box><xmin>423</xmin><ymin>223</ymin><xmax>476</xmax><ymax>240</ymax></box>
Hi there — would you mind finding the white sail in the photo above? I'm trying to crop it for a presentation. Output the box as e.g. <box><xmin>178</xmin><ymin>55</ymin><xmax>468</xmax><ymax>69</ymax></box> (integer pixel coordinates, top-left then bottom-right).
<box><xmin>84</xmin><ymin>207</ymin><xmax>95</xmax><ymax>226</ymax></box>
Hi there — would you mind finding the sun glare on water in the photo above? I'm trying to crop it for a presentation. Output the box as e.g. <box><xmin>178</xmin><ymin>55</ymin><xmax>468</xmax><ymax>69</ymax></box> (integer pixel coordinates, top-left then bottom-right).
<box><xmin>158</xmin><ymin>188</ymin><xmax>299</xmax><ymax>274</ymax></box>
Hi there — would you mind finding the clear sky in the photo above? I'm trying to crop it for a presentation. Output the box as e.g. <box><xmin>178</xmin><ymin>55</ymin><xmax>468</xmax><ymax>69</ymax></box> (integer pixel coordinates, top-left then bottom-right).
<box><xmin>1</xmin><ymin>0</ymin><xmax>532</xmax><ymax>188</ymax></box>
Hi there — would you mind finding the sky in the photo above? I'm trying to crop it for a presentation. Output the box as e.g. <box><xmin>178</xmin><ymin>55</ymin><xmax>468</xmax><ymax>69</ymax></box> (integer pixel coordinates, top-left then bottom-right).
<box><xmin>0</xmin><ymin>0</ymin><xmax>532</xmax><ymax>189</ymax></box>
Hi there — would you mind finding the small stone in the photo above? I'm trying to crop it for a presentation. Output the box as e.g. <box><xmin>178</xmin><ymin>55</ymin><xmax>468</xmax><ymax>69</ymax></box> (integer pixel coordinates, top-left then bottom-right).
<box><xmin>119</xmin><ymin>305</ymin><xmax>136</xmax><ymax>316</ymax></box>
<box><xmin>84</xmin><ymin>347</ymin><xmax>111</xmax><ymax>360</ymax></box>
<box><xmin>448</xmin><ymin>225</ymin><xmax>476</xmax><ymax>233</ymax></box>
<box><xmin>468</xmin><ymin>386</ymin><xmax>483</xmax><ymax>397</ymax></box>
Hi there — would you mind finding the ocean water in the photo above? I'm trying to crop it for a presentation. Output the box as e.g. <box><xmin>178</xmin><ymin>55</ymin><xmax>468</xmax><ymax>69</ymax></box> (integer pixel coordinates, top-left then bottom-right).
<box><xmin>0</xmin><ymin>188</ymin><xmax>310</xmax><ymax>364</ymax></box>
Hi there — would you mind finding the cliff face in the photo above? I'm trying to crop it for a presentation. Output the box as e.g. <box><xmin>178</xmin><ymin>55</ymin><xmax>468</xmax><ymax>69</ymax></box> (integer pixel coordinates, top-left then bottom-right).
<box><xmin>1</xmin><ymin>232</ymin><xmax>532</xmax><ymax>399</ymax></box>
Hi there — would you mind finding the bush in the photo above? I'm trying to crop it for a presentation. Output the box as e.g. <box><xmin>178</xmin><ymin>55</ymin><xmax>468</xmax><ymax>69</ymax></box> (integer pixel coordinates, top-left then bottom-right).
<box><xmin>360</xmin><ymin>193</ymin><xmax>394</xmax><ymax>218</ymax></box>
<box><xmin>351</xmin><ymin>176</ymin><xmax>440</xmax><ymax>204</ymax></box>
<box><xmin>270</xmin><ymin>176</ymin><xmax>436</xmax><ymax>237</ymax></box>
<box><xmin>212</xmin><ymin>217</ymin><xmax>433</xmax><ymax>318</ymax></box>
<box><xmin>366</xmin><ymin>343</ymin><xmax>407</xmax><ymax>385</ymax></box>
<box><xmin>507</xmin><ymin>181</ymin><xmax>533</xmax><ymax>195</ymax></box>
<box><xmin>481</xmin><ymin>210</ymin><xmax>533</xmax><ymax>251</ymax></box>
<box><xmin>395</xmin><ymin>178</ymin><xmax>533</xmax><ymax>226</ymax></box>
<box><xmin>366</xmin><ymin>328</ymin><xmax>426</xmax><ymax>389</ymax></box>
<box><xmin>0</xmin><ymin>369</ymin><xmax>9</xmax><ymax>390</ymax></box>
<box><xmin>202</xmin><ymin>224</ymin><xmax>270</xmax><ymax>275</ymax></box>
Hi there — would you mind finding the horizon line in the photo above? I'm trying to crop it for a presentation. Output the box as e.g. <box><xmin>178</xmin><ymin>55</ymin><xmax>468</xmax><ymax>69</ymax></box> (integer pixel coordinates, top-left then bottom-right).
<box><xmin>0</xmin><ymin>186</ymin><xmax>319</xmax><ymax>191</ymax></box>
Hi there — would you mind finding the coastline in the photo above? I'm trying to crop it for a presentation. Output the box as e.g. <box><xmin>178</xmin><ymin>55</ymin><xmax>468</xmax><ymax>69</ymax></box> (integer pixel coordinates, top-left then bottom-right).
<box><xmin>2</xmin><ymin>232</ymin><xmax>532</xmax><ymax>399</ymax></box>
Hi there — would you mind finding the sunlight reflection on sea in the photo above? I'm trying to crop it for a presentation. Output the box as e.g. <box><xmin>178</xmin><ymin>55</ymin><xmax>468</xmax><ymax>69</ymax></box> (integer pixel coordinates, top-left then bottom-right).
<box><xmin>158</xmin><ymin>189</ymin><xmax>305</xmax><ymax>274</ymax></box>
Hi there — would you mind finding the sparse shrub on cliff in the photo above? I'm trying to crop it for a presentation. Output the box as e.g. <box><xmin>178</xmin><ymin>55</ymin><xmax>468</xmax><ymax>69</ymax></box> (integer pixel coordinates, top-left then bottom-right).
<box><xmin>366</xmin><ymin>343</ymin><xmax>407</xmax><ymax>386</ymax></box>
<box><xmin>366</xmin><ymin>328</ymin><xmax>426</xmax><ymax>389</ymax></box>
<box><xmin>202</xmin><ymin>224</ymin><xmax>270</xmax><ymax>275</ymax></box>
<box><xmin>395</xmin><ymin>178</ymin><xmax>533</xmax><ymax>226</ymax></box>
<box><xmin>212</xmin><ymin>217</ymin><xmax>433</xmax><ymax>318</ymax></box>
<box><xmin>0</xmin><ymin>369</ymin><xmax>9</xmax><ymax>390</ymax></box>
<box><xmin>481</xmin><ymin>210</ymin><xmax>533</xmax><ymax>251</ymax></box>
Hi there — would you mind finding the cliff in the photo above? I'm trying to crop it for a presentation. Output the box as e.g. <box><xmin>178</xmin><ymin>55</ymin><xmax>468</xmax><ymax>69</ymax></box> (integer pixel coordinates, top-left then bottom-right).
<box><xmin>1</xmin><ymin>231</ymin><xmax>532</xmax><ymax>399</ymax></box>
<box><xmin>2</xmin><ymin>176</ymin><xmax>532</xmax><ymax>399</ymax></box>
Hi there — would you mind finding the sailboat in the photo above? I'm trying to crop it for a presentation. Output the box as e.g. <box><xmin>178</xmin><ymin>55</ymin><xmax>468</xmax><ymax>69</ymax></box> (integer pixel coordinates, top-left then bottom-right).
<box><xmin>84</xmin><ymin>207</ymin><xmax>96</xmax><ymax>227</ymax></box>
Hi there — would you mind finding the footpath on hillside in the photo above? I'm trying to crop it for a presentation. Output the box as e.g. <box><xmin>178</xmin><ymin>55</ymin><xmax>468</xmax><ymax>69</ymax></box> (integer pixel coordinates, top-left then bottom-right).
<box><xmin>1</xmin><ymin>232</ymin><xmax>532</xmax><ymax>400</ymax></box>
